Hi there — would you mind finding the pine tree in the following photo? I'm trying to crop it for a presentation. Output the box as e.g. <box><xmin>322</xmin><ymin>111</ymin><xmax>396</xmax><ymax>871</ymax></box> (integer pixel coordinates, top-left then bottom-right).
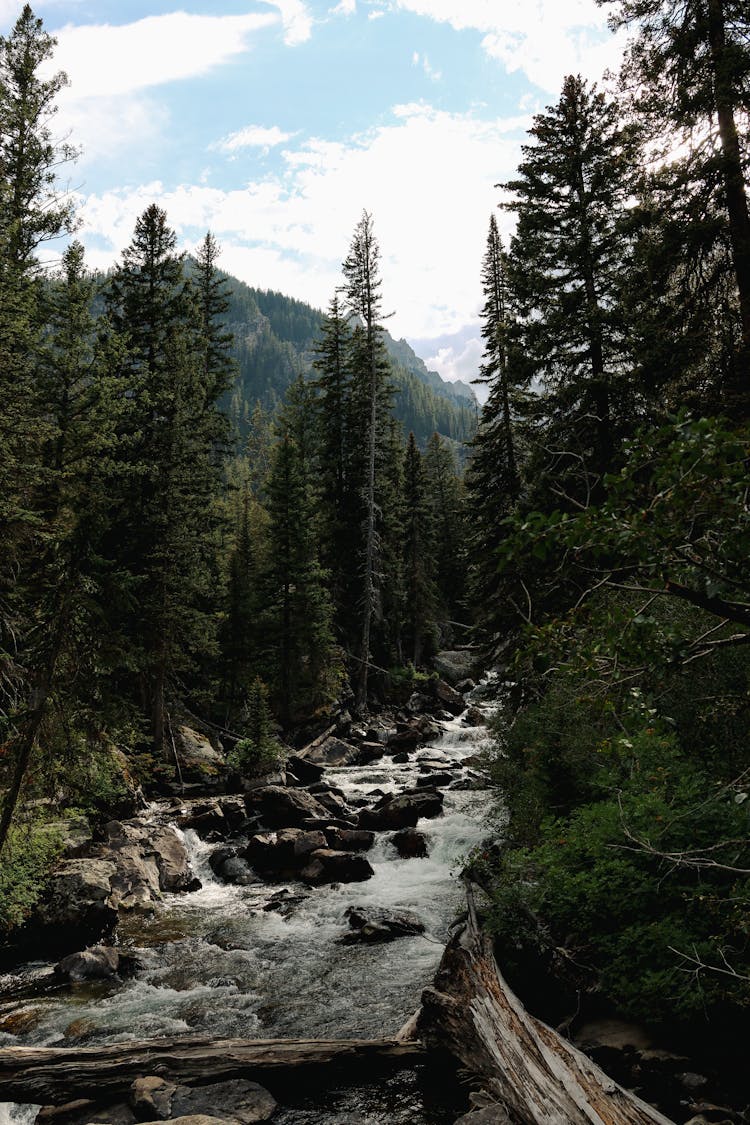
<box><xmin>599</xmin><ymin>0</ymin><xmax>750</xmax><ymax>399</ymax></box>
<box><xmin>0</xmin><ymin>244</ymin><xmax>122</xmax><ymax>852</ymax></box>
<box><xmin>503</xmin><ymin>76</ymin><xmax>639</xmax><ymax>494</ymax></box>
<box><xmin>401</xmin><ymin>433</ymin><xmax>437</xmax><ymax>666</ymax></box>
<box><xmin>193</xmin><ymin>231</ymin><xmax>235</xmax><ymax>409</ymax></box>
<box><xmin>465</xmin><ymin>217</ymin><xmax>528</xmax><ymax>620</ymax></box>
<box><xmin>312</xmin><ymin>294</ymin><xmax>354</xmax><ymax>613</ymax></box>
<box><xmin>106</xmin><ymin>208</ymin><xmax>227</xmax><ymax>754</ymax></box>
<box><xmin>341</xmin><ymin>211</ymin><xmax>393</xmax><ymax>711</ymax></box>
<box><xmin>263</xmin><ymin>433</ymin><xmax>337</xmax><ymax>730</ymax></box>
<box><xmin>221</xmin><ymin>487</ymin><xmax>258</xmax><ymax>717</ymax></box>
<box><xmin>0</xmin><ymin>9</ymin><xmax>80</xmax><ymax>854</ymax></box>
<box><xmin>424</xmin><ymin>432</ymin><xmax>467</xmax><ymax>621</ymax></box>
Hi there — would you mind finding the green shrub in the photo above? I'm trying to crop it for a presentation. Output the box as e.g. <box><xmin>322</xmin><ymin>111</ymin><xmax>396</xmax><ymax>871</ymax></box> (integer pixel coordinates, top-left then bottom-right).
<box><xmin>229</xmin><ymin>677</ymin><xmax>282</xmax><ymax>777</ymax></box>
<box><xmin>486</xmin><ymin>724</ymin><xmax>750</xmax><ymax>1023</ymax></box>
<box><xmin>0</xmin><ymin>820</ymin><xmax>65</xmax><ymax>936</ymax></box>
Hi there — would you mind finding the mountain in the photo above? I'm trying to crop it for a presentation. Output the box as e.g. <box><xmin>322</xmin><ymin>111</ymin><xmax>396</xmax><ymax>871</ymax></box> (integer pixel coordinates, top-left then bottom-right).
<box><xmin>384</xmin><ymin>335</ymin><xmax>475</xmax><ymax>403</ymax></box>
<box><xmin>221</xmin><ymin>276</ymin><xmax>478</xmax><ymax>449</ymax></box>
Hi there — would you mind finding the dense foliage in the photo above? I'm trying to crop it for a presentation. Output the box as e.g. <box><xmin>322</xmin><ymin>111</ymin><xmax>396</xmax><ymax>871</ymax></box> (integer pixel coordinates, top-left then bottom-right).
<box><xmin>466</xmin><ymin>0</ymin><xmax>750</xmax><ymax>1038</ymax></box>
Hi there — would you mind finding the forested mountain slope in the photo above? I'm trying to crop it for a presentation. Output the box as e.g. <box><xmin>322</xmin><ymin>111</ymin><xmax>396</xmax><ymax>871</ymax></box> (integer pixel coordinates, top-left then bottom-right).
<box><xmin>221</xmin><ymin>274</ymin><xmax>478</xmax><ymax>447</ymax></box>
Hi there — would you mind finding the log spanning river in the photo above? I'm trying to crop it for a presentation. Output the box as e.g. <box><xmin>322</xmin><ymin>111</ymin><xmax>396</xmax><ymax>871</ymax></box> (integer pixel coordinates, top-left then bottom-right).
<box><xmin>0</xmin><ymin>683</ymin><xmax>499</xmax><ymax>1125</ymax></box>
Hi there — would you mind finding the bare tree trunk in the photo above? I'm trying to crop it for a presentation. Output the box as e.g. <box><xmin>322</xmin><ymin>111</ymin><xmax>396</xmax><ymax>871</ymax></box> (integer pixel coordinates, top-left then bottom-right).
<box><xmin>707</xmin><ymin>0</ymin><xmax>750</xmax><ymax>402</ymax></box>
<box><xmin>0</xmin><ymin>1037</ymin><xmax>425</xmax><ymax>1104</ymax></box>
<box><xmin>418</xmin><ymin>882</ymin><xmax>674</xmax><ymax>1125</ymax></box>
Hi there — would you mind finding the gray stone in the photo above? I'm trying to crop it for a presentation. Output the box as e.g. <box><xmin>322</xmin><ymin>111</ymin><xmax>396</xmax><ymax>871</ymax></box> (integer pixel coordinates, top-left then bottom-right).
<box><xmin>357</xmin><ymin>788</ymin><xmax>444</xmax><ymax>831</ymax></box>
<box><xmin>246</xmin><ymin>785</ymin><xmax>330</xmax><ymax>828</ymax></box>
<box><xmin>175</xmin><ymin>725</ymin><xmax>226</xmax><ymax>775</ymax></box>
<box><xmin>300</xmin><ymin>849</ymin><xmax>374</xmax><ymax>885</ymax></box>
<box><xmin>433</xmin><ymin>650</ymin><xmax>480</xmax><ymax>686</ymax></box>
<box><xmin>171</xmin><ymin>1080</ymin><xmax>277</xmax><ymax>1124</ymax></box>
<box><xmin>302</xmin><ymin>736</ymin><xmax>362</xmax><ymax>766</ymax></box>
<box><xmin>342</xmin><ymin>905</ymin><xmax>424</xmax><ymax>943</ymax></box>
<box><xmin>390</xmin><ymin>828</ymin><xmax>429</xmax><ymax>858</ymax></box>
<box><xmin>55</xmin><ymin>945</ymin><xmax>135</xmax><ymax>981</ymax></box>
<box><xmin>130</xmin><ymin>1076</ymin><xmax>177</xmax><ymax>1120</ymax></box>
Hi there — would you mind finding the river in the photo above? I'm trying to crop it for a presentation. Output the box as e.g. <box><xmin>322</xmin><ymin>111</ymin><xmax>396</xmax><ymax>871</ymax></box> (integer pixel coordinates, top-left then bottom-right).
<box><xmin>0</xmin><ymin>686</ymin><xmax>498</xmax><ymax>1124</ymax></box>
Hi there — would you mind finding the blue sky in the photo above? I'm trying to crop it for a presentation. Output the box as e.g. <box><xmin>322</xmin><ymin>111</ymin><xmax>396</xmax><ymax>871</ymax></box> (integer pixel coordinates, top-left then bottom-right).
<box><xmin>1</xmin><ymin>0</ymin><xmax>624</xmax><ymax>383</ymax></box>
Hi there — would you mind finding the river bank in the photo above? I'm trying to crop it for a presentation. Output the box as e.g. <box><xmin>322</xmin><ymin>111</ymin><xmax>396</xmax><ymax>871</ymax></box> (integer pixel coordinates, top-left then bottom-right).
<box><xmin>0</xmin><ymin>679</ymin><xmax>499</xmax><ymax>1124</ymax></box>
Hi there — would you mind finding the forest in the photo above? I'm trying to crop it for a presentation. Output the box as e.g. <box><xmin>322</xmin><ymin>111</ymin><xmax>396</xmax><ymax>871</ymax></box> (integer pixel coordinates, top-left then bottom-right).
<box><xmin>1</xmin><ymin>0</ymin><xmax>750</xmax><ymax>1122</ymax></box>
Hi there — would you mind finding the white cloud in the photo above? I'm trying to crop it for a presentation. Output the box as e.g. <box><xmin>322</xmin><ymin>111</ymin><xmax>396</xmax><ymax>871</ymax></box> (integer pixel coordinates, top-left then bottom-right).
<box><xmin>44</xmin><ymin>11</ymin><xmax>277</xmax><ymax>99</ymax></box>
<box><xmin>424</xmin><ymin>335</ymin><xmax>484</xmax><ymax>387</ymax></box>
<box><xmin>391</xmin><ymin>0</ymin><xmax>626</xmax><ymax>91</ymax></box>
<box><xmin>215</xmin><ymin>124</ymin><xmax>294</xmax><ymax>153</ymax></box>
<box><xmin>259</xmin><ymin>0</ymin><xmax>313</xmax><ymax>45</ymax></box>
<box><xmin>330</xmin><ymin>0</ymin><xmax>356</xmax><ymax>13</ymax></box>
<box><xmin>76</xmin><ymin>102</ymin><xmax>528</xmax><ymax>340</ymax></box>
<box><xmin>411</xmin><ymin>50</ymin><xmax>441</xmax><ymax>81</ymax></box>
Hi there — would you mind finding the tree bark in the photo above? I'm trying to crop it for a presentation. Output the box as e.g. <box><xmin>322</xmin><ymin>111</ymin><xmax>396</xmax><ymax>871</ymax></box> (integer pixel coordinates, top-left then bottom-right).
<box><xmin>707</xmin><ymin>0</ymin><xmax>750</xmax><ymax>400</ymax></box>
<box><xmin>0</xmin><ymin>1037</ymin><xmax>425</xmax><ymax>1104</ymax></box>
<box><xmin>418</xmin><ymin>883</ymin><xmax>674</xmax><ymax>1125</ymax></box>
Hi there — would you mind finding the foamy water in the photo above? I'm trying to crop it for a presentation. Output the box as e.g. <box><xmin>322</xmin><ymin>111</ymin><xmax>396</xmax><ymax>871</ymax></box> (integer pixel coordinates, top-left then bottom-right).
<box><xmin>1</xmin><ymin>683</ymin><xmax>501</xmax><ymax>1119</ymax></box>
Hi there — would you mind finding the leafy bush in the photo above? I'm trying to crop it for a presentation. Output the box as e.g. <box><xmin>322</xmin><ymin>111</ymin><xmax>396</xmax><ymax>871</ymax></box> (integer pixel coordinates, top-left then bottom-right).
<box><xmin>0</xmin><ymin>820</ymin><xmax>65</xmax><ymax>936</ymax></box>
<box><xmin>485</xmin><ymin>721</ymin><xmax>750</xmax><ymax>1023</ymax></box>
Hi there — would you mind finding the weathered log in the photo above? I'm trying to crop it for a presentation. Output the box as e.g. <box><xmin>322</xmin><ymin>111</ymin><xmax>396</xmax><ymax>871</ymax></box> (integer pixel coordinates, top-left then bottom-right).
<box><xmin>418</xmin><ymin>883</ymin><xmax>675</xmax><ymax>1125</ymax></box>
<box><xmin>0</xmin><ymin>1036</ymin><xmax>425</xmax><ymax>1105</ymax></box>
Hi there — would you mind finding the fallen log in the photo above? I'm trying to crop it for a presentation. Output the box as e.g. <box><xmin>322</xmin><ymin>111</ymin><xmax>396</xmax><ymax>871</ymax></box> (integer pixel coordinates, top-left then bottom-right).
<box><xmin>418</xmin><ymin>883</ymin><xmax>675</xmax><ymax>1125</ymax></box>
<box><xmin>0</xmin><ymin>1036</ymin><xmax>425</xmax><ymax>1105</ymax></box>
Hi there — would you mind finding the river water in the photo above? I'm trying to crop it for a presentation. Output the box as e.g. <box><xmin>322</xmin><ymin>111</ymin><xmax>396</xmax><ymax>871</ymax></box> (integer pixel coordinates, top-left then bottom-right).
<box><xmin>0</xmin><ymin>691</ymin><xmax>497</xmax><ymax>1124</ymax></box>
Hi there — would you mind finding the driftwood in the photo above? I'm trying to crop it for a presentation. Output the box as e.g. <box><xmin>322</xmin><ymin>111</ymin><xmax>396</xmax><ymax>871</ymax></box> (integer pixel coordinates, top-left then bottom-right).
<box><xmin>0</xmin><ymin>1036</ymin><xmax>425</xmax><ymax>1104</ymax></box>
<box><xmin>418</xmin><ymin>883</ymin><xmax>675</xmax><ymax>1125</ymax></box>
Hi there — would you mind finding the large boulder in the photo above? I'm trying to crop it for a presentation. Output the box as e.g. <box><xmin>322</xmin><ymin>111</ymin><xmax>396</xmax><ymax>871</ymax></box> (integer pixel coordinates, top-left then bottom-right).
<box><xmin>285</xmin><ymin>754</ymin><xmax>324</xmax><ymax>785</ymax></box>
<box><xmin>390</xmin><ymin>828</ymin><xmax>429</xmax><ymax>858</ymax></box>
<box><xmin>302</xmin><ymin>737</ymin><xmax>362</xmax><ymax>767</ymax></box>
<box><xmin>130</xmin><ymin>1077</ymin><xmax>276</xmax><ymax>1125</ymax></box>
<box><xmin>416</xmin><ymin>771</ymin><xmax>455</xmax><ymax>788</ymax></box>
<box><xmin>245</xmin><ymin>785</ymin><xmax>330</xmax><ymax>828</ymax></box>
<box><xmin>357</xmin><ymin>788</ymin><xmax>444</xmax><ymax>831</ymax></box>
<box><xmin>324</xmin><ymin>828</ymin><xmax>375</xmax><ymax>852</ymax></box>
<box><xmin>36</xmin><ymin>859</ymin><xmax>118</xmax><ymax>945</ymax></box>
<box><xmin>175</xmin><ymin>725</ymin><xmax>225</xmax><ymax>778</ymax></box>
<box><xmin>149</xmin><ymin>827</ymin><xmax>194</xmax><ymax>891</ymax></box>
<box><xmin>342</xmin><ymin>905</ymin><xmax>425</xmax><ymax>943</ymax></box>
<box><xmin>55</xmin><ymin>945</ymin><xmax>138</xmax><ymax>981</ymax></box>
<box><xmin>300</xmin><ymin>849</ymin><xmax>374</xmax><ymax>885</ymax></box>
<box><xmin>432</xmin><ymin>678</ymin><xmax>466</xmax><ymax>715</ymax></box>
<box><xmin>244</xmin><ymin>828</ymin><xmax>327</xmax><ymax>877</ymax></box>
<box><xmin>433</xmin><ymin>650</ymin><xmax>481</xmax><ymax>686</ymax></box>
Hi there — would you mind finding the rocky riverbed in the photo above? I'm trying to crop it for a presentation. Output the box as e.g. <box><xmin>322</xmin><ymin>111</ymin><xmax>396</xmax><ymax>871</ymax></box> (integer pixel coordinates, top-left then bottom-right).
<box><xmin>0</xmin><ymin>675</ymin><xmax>500</xmax><ymax>1125</ymax></box>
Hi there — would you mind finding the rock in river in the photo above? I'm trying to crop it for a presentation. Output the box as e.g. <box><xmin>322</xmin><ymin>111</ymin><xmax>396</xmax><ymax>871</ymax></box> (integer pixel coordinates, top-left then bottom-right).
<box><xmin>342</xmin><ymin>905</ymin><xmax>425</xmax><ymax>943</ymax></box>
<box><xmin>55</xmin><ymin>945</ymin><xmax>139</xmax><ymax>981</ymax></box>
<box><xmin>245</xmin><ymin>785</ymin><xmax>330</xmax><ymax>828</ymax></box>
<box><xmin>300</xmin><ymin>848</ymin><xmax>374</xmax><ymax>885</ymax></box>
<box><xmin>390</xmin><ymin>827</ymin><xmax>429</xmax><ymax>858</ymax></box>
<box><xmin>357</xmin><ymin>787</ymin><xmax>444</xmax><ymax>831</ymax></box>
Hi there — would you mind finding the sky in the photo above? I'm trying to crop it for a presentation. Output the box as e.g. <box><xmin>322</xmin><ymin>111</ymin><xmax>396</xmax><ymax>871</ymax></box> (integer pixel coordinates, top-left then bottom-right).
<box><xmin>1</xmin><ymin>0</ymin><xmax>626</xmax><ymax>385</ymax></box>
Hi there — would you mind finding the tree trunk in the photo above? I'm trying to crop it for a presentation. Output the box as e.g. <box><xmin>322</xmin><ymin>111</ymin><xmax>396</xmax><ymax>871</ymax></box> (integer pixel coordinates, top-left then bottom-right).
<box><xmin>418</xmin><ymin>883</ymin><xmax>674</xmax><ymax>1125</ymax></box>
<box><xmin>707</xmin><ymin>0</ymin><xmax>750</xmax><ymax>402</ymax></box>
<box><xmin>355</xmin><ymin>335</ymin><xmax>378</xmax><ymax>715</ymax></box>
<box><xmin>0</xmin><ymin>1037</ymin><xmax>425</xmax><ymax>1104</ymax></box>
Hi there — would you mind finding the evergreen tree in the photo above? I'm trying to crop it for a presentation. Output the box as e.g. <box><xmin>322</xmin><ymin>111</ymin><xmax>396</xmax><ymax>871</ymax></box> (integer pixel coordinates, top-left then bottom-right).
<box><xmin>312</xmin><ymin>293</ymin><xmax>354</xmax><ymax>612</ymax></box>
<box><xmin>0</xmin><ymin>244</ymin><xmax>121</xmax><ymax>852</ymax></box>
<box><xmin>221</xmin><ymin>487</ymin><xmax>258</xmax><ymax>717</ymax></box>
<box><xmin>341</xmin><ymin>211</ymin><xmax>393</xmax><ymax>711</ymax></box>
<box><xmin>503</xmin><ymin>76</ymin><xmax>639</xmax><ymax>494</ymax></box>
<box><xmin>466</xmin><ymin>217</ymin><xmax>528</xmax><ymax>622</ymax></box>
<box><xmin>229</xmin><ymin>677</ymin><xmax>280</xmax><ymax>778</ymax></box>
<box><xmin>0</xmin><ymin>9</ymin><xmax>80</xmax><ymax>854</ymax></box>
<box><xmin>401</xmin><ymin>433</ymin><xmax>437</xmax><ymax>666</ymax></box>
<box><xmin>193</xmin><ymin>232</ymin><xmax>235</xmax><ymax>408</ymax></box>
<box><xmin>599</xmin><ymin>0</ymin><xmax>750</xmax><ymax>399</ymax></box>
<box><xmin>263</xmin><ymin>433</ymin><xmax>337</xmax><ymax>730</ymax></box>
<box><xmin>423</xmin><ymin>432</ymin><xmax>467</xmax><ymax>621</ymax></box>
<box><xmin>106</xmin><ymin>208</ymin><xmax>227</xmax><ymax>753</ymax></box>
